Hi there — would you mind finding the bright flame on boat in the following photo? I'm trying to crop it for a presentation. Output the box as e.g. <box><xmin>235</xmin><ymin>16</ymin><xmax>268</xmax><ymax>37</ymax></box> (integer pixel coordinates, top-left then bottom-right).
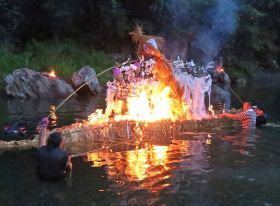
<box><xmin>117</xmin><ymin>86</ymin><xmax>176</xmax><ymax>122</ymax></box>
<box><xmin>88</xmin><ymin>82</ymin><xmax>190</xmax><ymax>124</ymax></box>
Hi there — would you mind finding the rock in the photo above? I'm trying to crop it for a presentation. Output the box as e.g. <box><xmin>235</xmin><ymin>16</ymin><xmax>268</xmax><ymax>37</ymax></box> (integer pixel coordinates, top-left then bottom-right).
<box><xmin>4</xmin><ymin>68</ymin><xmax>75</xmax><ymax>99</ymax></box>
<box><xmin>72</xmin><ymin>66</ymin><xmax>102</xmax><ymax>95</ymax></box>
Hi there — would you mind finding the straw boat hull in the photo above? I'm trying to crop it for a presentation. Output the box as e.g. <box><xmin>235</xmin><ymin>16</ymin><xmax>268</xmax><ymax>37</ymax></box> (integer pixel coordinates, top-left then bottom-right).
<box><xmin>0</xmin><ymin>118</ymin><xmax>239</xmax><ymax>150</ymax></box>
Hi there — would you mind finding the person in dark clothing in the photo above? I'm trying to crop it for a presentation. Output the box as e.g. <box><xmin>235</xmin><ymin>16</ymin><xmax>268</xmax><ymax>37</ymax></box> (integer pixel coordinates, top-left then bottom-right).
<box><xmin>256</xmin><ymin>115</ymin><xmax>267</xmax><ymax>126</ymax></box>
<box><xmin>253</xmin><ymin>106</ymin><xmax>267</xmax><ymax>126</ymax></box>
<box><xmin>37</xmin><ymin>118</ymin><xmax>72</xmax><ymax>181</ymax></box>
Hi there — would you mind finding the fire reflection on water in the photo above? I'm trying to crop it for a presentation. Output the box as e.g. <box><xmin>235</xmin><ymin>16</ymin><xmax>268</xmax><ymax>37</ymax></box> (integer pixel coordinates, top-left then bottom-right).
<box><xmin>85</xmin><ymin>138</ymin><xmax>206</xmax><ymax>194</ymax></box>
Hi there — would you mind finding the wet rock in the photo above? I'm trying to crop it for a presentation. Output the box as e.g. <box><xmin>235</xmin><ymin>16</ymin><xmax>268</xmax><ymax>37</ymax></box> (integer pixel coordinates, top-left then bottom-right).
<box><xmin>72</xmin><ymin>66</ymin><xmax>102</xmax><ymax>95</ymax></box>
<box><xmin>4</xmin><ymin>68</ymin><xmax>74</xmax><ymax>99</ymax></box>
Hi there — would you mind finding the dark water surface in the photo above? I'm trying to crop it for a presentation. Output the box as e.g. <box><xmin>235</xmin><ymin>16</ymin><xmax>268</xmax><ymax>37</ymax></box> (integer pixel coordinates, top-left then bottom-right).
<box><xmin>1</xmin><ymin>74</ymin><xmax>280</xmax><ymax>206</ymax></box>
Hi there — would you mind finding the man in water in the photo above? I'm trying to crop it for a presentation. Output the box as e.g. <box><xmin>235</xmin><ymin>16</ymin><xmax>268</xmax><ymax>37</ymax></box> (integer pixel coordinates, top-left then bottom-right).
<box><xmin>220</xmin><ymin>102</ymin><xmax>256</xmax><ymax>129</ymax></box>
<box><xmin>253</xmin><ymin>106</ymin><xmax>267</xmax><ymax>126</ymax></box>
<box><xmin>37</xmin><ymin>117</ymin><xmax>72</xmax><ymax>181</ymax></box>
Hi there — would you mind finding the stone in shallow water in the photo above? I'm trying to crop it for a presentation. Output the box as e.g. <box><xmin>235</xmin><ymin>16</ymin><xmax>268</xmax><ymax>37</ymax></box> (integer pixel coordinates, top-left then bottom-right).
<box><xmin>4</xmin><ymin>68</ymin><xmax>74</xmax><ymax>98</ymax></box>
<box><xmin>72</xmin><ymin>66</ymin><xmax>102</xmax><ymax>95</ymax></box>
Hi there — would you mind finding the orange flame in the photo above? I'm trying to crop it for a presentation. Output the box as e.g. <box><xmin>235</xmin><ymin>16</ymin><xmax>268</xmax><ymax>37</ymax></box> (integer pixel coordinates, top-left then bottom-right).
<box><xmin>88</xmin><ymin>82</ymin><xmax>190</xmax><ymax>125</ymax></box>
<box><xmin>49</xmin><ymin>70</ymin><xmax>56</xmax><ymax>77</ymax></box>
<box><xmin>208</xmin><ymin>105</ymin><xmax>215</xmax><ymax>117</ymax></box>
<box><xmin>118</xmin><ymin>86</ymin><xmax>176</xmax><ymax>122</ymax></box>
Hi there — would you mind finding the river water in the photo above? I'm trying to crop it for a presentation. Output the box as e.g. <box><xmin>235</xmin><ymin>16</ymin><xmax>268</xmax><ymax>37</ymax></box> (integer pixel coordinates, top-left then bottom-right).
<box><xmin>0</xmin><ymin>73</ymin><xmax>280</xmax><ymax>206</ymax></box>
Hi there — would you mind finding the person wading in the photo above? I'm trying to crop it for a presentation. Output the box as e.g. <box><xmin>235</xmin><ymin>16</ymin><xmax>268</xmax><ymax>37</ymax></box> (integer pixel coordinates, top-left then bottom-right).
<box><xmin>37</xmin><ymin>117</ymin><xmax>72</xmax><ymax>181</ymax></box>
<box><xmin>253</xmin><ymin>106</ymin><xmax>267</xmax><ymax>127</ymax></box>
<box><xmin>220</xmin><ymin>102</ymin><xmax>256</xmax><ymax>129</ymax></box>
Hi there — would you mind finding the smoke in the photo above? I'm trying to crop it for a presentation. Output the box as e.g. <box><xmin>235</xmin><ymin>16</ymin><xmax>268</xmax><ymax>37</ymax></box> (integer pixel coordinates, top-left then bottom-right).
<box><xmin>154</xmin><ymin>0</ymin><xmax>239</xmax><ymax>64</ymax></box>
<box><xmin>192</xmin><ymin>0</ymin><xmax>239</xmax><ymax>64</ymax></box>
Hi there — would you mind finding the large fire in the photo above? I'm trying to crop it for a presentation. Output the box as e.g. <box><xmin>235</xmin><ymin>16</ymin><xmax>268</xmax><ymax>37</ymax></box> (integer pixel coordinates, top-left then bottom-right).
<box><xmin>87</xmin><ymin>28</ymin><xmax>215</xmax><ymax>125</ymax></box>
<box><xmin>88</xmin><ymin>81</ymin><xmax>191</xmax><ymax>125</ymax></box>
<box><xmin>114</xmin><ymin>84</ymin><xmax>189</xmax><ymax>122</ymax></box>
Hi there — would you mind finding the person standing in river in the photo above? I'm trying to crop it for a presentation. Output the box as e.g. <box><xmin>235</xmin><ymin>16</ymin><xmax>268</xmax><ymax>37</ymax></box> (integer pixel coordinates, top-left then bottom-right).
<box><xmin>220</xmin><ymin>102</ymin><xmax>256</xmax><ymax>129</ymax></box>
<box><xmin>253</xmin><ymin>106</ymin><xmax>267</xmax><ymax>126</ymax></box>
<box><xmin>37</xmin><ymin>117</ymin><xmax>72</xmax><ymax>182</ymax></box>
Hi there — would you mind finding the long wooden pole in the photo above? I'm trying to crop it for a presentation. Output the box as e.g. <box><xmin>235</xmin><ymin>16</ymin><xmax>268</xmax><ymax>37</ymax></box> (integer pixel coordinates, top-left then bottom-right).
<box><xmin>48</xmin><ymin>58</ymin><xmax>131</xmax><ymax>117</ymax></box>
<box><xmin>53</xmin><ymin>66</ymin><xmax>112</xmax><ymax>114</ymax></box>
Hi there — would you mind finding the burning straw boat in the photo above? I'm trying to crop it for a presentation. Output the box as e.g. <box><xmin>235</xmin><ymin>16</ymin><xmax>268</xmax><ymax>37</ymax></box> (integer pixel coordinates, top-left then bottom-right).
<box><xmin>0</xmin><ymin>27</ymin><xmax>239</xmax><ymax>149</ymax></box>
<box><xmin>44</xmin><ymin>27</ymin><xmax>239</xmax><ymax>143</ymax></box>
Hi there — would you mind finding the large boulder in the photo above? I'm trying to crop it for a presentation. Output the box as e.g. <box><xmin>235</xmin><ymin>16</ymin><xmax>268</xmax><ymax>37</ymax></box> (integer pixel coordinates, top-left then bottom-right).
<box><xmin>4</xmin><ymin>68</ymin><xmax>75</xmax><ymax>98</ymax></box>
<box><xmin>72</xmin><ymin>66</ymin><xmax>102</xmax><ymax>95</ymax></box>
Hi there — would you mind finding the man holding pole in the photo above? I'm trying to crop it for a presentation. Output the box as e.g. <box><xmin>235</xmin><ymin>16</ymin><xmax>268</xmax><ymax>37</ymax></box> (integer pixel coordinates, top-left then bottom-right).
<box><xmin>220</xmin><ymin>102</ymin><xmax>256</xmax><ymax>129</ymax></box>
<box><xmin>37</xmin><ymin>117</ymin><xmax>72</xmax><ymax>182</ymax></box>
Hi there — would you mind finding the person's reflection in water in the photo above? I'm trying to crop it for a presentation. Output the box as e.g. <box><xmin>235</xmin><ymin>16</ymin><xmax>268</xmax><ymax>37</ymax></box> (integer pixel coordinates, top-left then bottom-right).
<box><xmin>187</xmin><ymin>134</ymin><xmax>210</xmax><ymax>173</ymax></box>
<box><xmin>222</xmin><ymin>128</ymin><xmax>260</xmax><ymax>156</ymax></box>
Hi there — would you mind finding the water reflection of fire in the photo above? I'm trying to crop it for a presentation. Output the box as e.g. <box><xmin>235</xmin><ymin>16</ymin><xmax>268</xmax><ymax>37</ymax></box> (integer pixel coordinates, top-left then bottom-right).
<box><xmin>86</xmin><ymin>145</ymin><xmax>170</xmax><ymax>182</ymax></box>
<box><xmin>85</xmin><ymin>140</ymin><xmax>195</xmax><ymax>193</ymax></box>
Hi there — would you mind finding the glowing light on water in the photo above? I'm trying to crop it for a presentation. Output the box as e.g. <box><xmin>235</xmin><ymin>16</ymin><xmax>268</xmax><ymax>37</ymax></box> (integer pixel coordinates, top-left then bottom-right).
<box><xmin>85</xmin><ymin>139</ymin><xmax>198</xmax><ymax>194</ymax></box>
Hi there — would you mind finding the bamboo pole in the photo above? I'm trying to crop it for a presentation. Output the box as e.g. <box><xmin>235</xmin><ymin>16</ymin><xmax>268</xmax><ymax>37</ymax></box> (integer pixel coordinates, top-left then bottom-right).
<box><xmin>49</xmin><ymin>58</ymin><xmax>131</xmax><ymax>117</ymax></box>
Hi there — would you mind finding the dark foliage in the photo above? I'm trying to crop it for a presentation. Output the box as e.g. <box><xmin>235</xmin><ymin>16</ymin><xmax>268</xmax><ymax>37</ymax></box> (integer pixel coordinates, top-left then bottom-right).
<box><xmin>0</xmin><ymin>0</ymin><xmax>279</xmax><ymax>76</ymax></box>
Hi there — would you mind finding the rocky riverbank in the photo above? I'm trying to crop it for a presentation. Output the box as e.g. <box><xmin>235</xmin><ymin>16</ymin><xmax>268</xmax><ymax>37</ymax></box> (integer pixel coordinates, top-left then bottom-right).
<box><xmin>2</xmin><ymin>66</ymin><xmax>102</xmax><ymax>99</ymax></box>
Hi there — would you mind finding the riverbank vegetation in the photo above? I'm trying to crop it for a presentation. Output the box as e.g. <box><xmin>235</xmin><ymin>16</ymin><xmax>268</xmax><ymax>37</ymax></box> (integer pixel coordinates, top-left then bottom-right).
<box><xmin>0</xmin><ymin>40</ymin><xmax>114</xmax><ymax>82</ymax></box>
<box><xmin>0</xmin><ymin>0</ymin><xmax>279</xmax><ymax>80</ymax></box>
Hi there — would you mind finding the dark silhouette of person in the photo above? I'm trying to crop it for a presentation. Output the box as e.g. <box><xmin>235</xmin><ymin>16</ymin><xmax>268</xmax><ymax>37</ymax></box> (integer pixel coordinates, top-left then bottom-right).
<box><xmin>37</xmin><ymin>117</ymin><xmax>72</xmax><ymax>181</ymax></box>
